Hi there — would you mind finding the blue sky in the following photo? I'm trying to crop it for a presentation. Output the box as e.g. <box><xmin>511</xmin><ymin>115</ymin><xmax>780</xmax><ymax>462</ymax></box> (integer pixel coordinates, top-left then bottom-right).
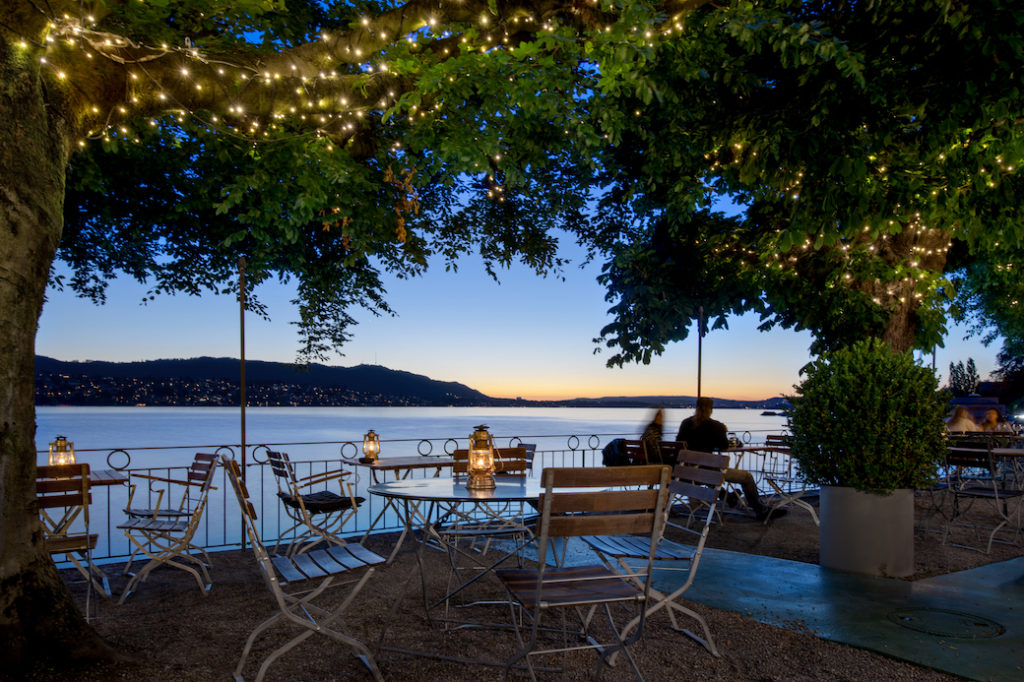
<box><xmin>36</xmin><ymin>246</ymin><xmax>1001</xmax><ymax>401</ymax></box>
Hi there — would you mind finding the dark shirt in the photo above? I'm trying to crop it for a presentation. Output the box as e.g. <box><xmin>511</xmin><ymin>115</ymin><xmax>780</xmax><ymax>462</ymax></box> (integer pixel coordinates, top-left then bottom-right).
<box><xmin>676</xmin><ymin>416</ymin><xmax>729</xmax><ymax>453</ymax></box>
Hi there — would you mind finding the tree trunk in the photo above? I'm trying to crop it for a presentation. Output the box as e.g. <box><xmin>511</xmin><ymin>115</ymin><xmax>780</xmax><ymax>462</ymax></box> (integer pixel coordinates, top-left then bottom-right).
<box><xmin>0</xmin><ymin>40</ymin><xmax>115</xmax><ymax>668</ymax></box>
<box><xmin>877</xmin><ymin>227</ymin><xmax>952</xmax><ymax>354</ymax></box>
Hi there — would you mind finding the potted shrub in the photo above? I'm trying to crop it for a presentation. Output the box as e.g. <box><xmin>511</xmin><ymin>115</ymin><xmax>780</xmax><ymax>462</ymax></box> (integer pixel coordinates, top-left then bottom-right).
<box><xmin>787</xmin><ymin>338</ymin><xmax>948</xmax><ymax>577</ymax></box>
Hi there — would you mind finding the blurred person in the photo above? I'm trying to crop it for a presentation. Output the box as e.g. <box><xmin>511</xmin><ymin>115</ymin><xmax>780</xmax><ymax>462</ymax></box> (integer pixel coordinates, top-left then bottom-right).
<box><xmin>677</xmin><ymin>397</ymin><xmax>786</xmax><ymax>521</ymax></box>
<box><xmin>945</xmin><ymin>406</ymin><xmax>979</xmax><ymax>432</ymax></box>
<box><xmin>979</xmin><ymin>408</ymin><xmax>1012</xmax><ymax>432</ymax></box>
<box><xmin>641</xmin><ymin>406</ymin><xmax>668</xmax><ymax>464</ymax></box>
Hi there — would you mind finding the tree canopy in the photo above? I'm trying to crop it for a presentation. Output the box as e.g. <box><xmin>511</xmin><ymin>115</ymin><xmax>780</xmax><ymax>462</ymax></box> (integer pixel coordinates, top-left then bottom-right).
<box><xmin>3</xmin><ymin>0</ymin><xmax>1024</xmax><ymax>667</ymax></box>
<box><xmin>0</xmin><ymin>0</ymin><xmax>703</xmax><ymax>665</ymax></box>
<box><xmin>584</xmin><ymin>0</ymin><xmax>1024</xmax><ymax>364</ymax></box>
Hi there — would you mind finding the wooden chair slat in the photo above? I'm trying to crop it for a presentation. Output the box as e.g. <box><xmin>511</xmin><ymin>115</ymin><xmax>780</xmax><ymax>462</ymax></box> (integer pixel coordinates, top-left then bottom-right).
<box><xmin>46</xmin><ymin>533</ymin><xmax>98</xmax><ymax>554</ymax></box>
<box><xmin>547</xmin><ymin>512</ymin><xmax>655</xmax><ymax>538</ymax></box>
<box><xmin>670</xmin><ymin>480</ymin><xmax>719</xmax><ymax>504</ymax></box>
<box><xmin>37</xmin><ymin>491</ymin><xmax>93</xmax><ymax>508</ymax></box>
<box><xmin>290</xmin><ymin>552</ymin><xmax>329</xmax><ymax>580</ymax></box>
<box><xmin>308</xmin><ymin>548</ymin><xmax>348</xmax><ymax>573</ymax></box>
<box><xmin>270</xmin><ymin>555</ymin><xmax>307</xmax><ymax>583</ymax></box>
<box><xmin>544</xmin><ymin>488</ymin><xmax>661</xmax><ymax>515</ymax></box>
<box><xmin>339</xmin><ymin>543</ymin><xmax>384</xmax><ymax>567</ymax></box>
<box><xmin>37</xmin><ymin>463</ymin><xmax>91</xmax><ymax>479</ymax></box>
<box><xmin>543</xmin><ymin>464</ymin><xmax>667</xmax><ymax>488</ymax></box>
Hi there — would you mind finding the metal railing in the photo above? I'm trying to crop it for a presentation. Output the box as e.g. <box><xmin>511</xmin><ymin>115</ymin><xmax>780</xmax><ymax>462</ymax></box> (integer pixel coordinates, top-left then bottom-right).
<box><xmin>39</xmin><ymin>429</ymin><xmax>791</xmax><ymax>567</ymax></box>
<box><xmin>40</xmin><ymin>432</ymin><xmax>645</xmax><ymax>565</ymax></box>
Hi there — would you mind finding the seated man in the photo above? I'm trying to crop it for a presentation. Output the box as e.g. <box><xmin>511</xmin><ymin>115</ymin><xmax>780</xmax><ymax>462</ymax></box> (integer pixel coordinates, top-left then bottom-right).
<box><xmin>677</xmin><ymin>397</ymin><xmax>787</xmax><ymax>522</ymax></box>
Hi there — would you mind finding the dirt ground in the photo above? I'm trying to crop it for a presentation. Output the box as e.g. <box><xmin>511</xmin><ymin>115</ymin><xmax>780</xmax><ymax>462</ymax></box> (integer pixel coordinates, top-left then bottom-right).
<box><xmin>14</xmin><ymin>492</ymin><xmax>1021</xmax><ymax>682</ymax></box>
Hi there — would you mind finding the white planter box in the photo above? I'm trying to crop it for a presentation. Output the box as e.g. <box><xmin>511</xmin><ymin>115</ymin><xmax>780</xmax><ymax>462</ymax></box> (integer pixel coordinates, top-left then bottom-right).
<box><xmin>819</xmin><ymin>486</ymin><xmax>914</xmax><ymax>578</ymax></box>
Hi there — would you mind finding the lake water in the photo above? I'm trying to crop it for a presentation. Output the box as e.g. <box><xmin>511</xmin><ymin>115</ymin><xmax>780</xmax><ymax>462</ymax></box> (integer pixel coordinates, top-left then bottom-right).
<box><xmin>34</xmin><ymin>405</ymin><xmax>791</xmax><ymax>562</ymax></box>
<box><xmin>35</xmin><ymin>405</ymin><xmax>790</xmax><ymax>466</ymax></box>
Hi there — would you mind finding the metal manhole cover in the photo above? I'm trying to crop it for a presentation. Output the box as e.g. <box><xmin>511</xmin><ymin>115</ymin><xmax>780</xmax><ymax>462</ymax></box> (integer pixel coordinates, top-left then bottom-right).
<box><xmin>887</xmin><ymin>607</ymin><xmax>1005</xmax><ymax>639</ymax></box>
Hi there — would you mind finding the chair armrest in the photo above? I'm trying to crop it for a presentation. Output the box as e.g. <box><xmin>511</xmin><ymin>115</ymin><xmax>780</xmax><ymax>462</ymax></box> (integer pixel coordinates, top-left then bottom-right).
<box><xmin>125</xmin><ymin>482</ymin><xmax>166</xmax><ymax>519</ymax></box>
<box><xmin>131</xmin><ymin>473</ymin><xmax>195</xmax><ymax>487</ymax></box>
<box><xmin>130</xmin><ymin>472</ymin><xmax>217</xmax><ymax>490</ymax></box>
<box><xmin>294</xmin><ymin>468</ymin><xmax>351</xmax><ymax>488</ymax></box>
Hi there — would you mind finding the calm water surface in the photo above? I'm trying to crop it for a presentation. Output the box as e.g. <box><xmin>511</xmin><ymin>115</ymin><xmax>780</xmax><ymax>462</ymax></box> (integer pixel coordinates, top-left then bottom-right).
<box><xmin>36</xmin><ymin>405</ymin><xmax>789</xmax><ymax>467</ymax></box>
<box><xmin>35</xmin><ymin>406</ymin><xmax>791</xmax><ymax>560</ymax></box>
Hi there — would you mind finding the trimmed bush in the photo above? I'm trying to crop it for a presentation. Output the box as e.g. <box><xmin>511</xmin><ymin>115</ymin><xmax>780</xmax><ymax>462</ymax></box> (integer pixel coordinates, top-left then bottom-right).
<box><xmin>787</xmin><ymin>338</ymin><xmax>948</xmax><ymax>493</ymax></box>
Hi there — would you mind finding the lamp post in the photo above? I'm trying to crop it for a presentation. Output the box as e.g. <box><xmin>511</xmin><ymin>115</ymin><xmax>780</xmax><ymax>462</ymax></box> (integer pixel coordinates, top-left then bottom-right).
<box><xmin>362</xmin><ymin>429</ymin><xmax>381</xmax><ymax>463</ymax></box>
<box><xmin>48</xmin><ymin>435</ymin><xmax>76</xmax><ymax>466</ymax></box>
<box><xmin>466</xmin><ymin>424</ymin><xmax>496</xmax><ymax>490</ymax></box>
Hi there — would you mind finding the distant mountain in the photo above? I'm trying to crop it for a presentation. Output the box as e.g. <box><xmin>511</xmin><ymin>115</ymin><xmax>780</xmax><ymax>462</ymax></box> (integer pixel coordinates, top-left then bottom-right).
<box><xmin>35</xmin><ymin>355</ymin><xmax>492</xmax><ymax>405</ymax></box>
<box><xmin>34</xmin><ymin>355</ymin><xmax>788</xmax><ymax>408</ymax></box>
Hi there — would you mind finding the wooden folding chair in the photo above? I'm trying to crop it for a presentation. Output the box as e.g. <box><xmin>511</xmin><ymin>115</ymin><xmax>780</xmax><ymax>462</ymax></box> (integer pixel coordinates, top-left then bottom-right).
<box><xmin>37</xmin><ymin>463</ymin><xmax>110</xmax><ymax>607</ymax></box>
<box><xmin>756</xmin><ymin>437</ymin><xmax>819</xmax><ymax>526</ymax></box>
<box><xmin>265</xmin><ymin>450</ymin><xmax>364</xmax><ymax>556</ymax></box>
<box><xmin>497</xmin><ymin>465</ymin><xmax>671</xmax><ymax>681</ymax></box>
<box><xmin>118</xmin><ymin>452</ymin><xmax>218</xmax><ymax>602</ymax></box>
<box><xmin>585</xmin><ymin>449</ymin><xmax>729</xmax><ymax>657</ymax></box>
<box><xmin>220</xmin><ymin>455</ymin><xmax>384</xmax><ymax>682</ymax></box>
<box><xmin>944</xmin><ymin>444</ymin><xmax>1023</xmax><ymax>553</ymax></box>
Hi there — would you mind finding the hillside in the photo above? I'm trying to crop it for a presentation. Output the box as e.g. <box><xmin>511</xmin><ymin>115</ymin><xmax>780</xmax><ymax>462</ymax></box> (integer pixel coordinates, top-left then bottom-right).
<box><xmin>35</xmin><ymin>356</ymin><xmax>492</xmax><ymax>406</ymax></box>
<box><xmin>34</xmin><ymin>355</ymin><xmax>788</xmax><ymax>408</ymax></box>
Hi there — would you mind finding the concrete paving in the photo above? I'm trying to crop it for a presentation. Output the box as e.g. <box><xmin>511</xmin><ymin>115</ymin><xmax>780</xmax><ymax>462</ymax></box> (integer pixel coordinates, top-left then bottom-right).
<box><xmin>526</xmin><ymin>533</ymin><xmax>1023</xmax><ymax>679</ymax></box>
<box><xmin>658</xmin><ymin>547</ymin><xmax>1024</xmax><ymax>682</ymax></box>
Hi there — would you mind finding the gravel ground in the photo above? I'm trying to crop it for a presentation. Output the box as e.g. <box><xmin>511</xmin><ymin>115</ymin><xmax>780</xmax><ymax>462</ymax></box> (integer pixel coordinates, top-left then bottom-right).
<box><xmin>14</xmin><ymin>491</ymin><xmax>1020</xmax><ymax>682</ymax></box>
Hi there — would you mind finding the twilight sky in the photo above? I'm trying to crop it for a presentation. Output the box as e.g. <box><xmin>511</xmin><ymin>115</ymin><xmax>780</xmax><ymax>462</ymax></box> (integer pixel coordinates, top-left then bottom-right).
<box><xmin>36</xmin><ymin>242</ymin><xmax>1001</xmax><ymax>401</ymax></box>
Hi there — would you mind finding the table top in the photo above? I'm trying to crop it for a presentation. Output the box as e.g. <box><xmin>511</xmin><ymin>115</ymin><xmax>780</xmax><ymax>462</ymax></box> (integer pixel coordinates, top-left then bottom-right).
<box><xmin>91</xmin><ymin>469</ymin><xmax>129</xmax><ymax>485</ymax></box>
<box><xmin>369</xmin><ymin>476</ymin><xmax>542</xmax><ymax>503</ymax></box>
<box><xmin>37</xmin><ymin>468</ymin><xmax>127</xmax><ymax>486</ymax></box>
<box><xmin>352</xmin><ymin>456</ymin><xmax>455</xmax><ymax>472</ymax></box>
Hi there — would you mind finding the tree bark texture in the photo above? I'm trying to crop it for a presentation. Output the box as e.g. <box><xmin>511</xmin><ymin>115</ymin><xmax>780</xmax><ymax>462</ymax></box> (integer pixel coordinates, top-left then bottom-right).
<box><xmin>0</xmin><ymin>38</ymin><xmax>113</xmax><ymax>667</ymax></box>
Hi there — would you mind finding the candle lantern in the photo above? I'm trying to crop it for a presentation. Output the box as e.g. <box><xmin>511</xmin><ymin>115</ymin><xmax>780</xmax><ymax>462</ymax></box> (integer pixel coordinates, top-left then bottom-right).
<box><xmin>362</xmin><ymin>429</ymin><xmax>381</xmax><ymax>462</ymax></box>
<box><xmin>48</xmin><ymin>435</ymin><xmax>76</xmax><ymax>466</ymax></box>
<box><xmin>466</xmin><ymin>424</ymin><xmax>496</xmax><ymax>490</ymax></box>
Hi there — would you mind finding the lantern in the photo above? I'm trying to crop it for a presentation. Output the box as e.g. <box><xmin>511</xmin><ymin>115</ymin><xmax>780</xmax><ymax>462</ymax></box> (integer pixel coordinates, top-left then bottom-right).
<box><xmin>466</xmin><ymin>424</ymin><xmax>496</xmax><ymax>490</ymax></box>
<box><xmin>48</xmin><ymin>435</ymin><xmax>76</xmax><ymax>466</ymax></box>
<box><xmin>362</xmin><ymin>429</ymin><xmax>381</xmax><ymax>462</ymax></box>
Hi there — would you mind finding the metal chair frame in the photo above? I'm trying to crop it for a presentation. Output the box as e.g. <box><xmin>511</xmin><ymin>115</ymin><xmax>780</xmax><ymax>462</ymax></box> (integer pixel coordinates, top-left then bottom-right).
<box><xmin>585</xmin><ymin>449</ymin><xmax>729</xmax><ymax>658</ymax></box>
<box><xmin>943</xmin><ymin>444</ymin><xmax>1023</xmax><ymax>554</ymax></box>
<box><xmin>118</xmin><ymin>452</ymin><xmax>218</xmax><ymax>602</ymax></box>
<box><xmin>265</xmin><ymin>449</ymin><xmax>363</xmax><ymax>556</ymax></box>
<box><xmin>37</xmin><ymin>463</ymin><xmax>108</xmax><ymax>612</ymax></box>
<box><xmin>220</xmin><ymin>455</ymin><xmax>384</xmax><ymax>682</ymax></box>
<box><xmin>496</xmin><ymin>465</ymin><xmax>671</xmax><ymax>682</ymax></box>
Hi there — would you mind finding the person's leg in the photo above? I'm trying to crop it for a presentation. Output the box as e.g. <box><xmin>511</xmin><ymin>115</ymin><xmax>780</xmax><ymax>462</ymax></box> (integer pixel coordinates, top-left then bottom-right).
<box><xmin>724</xmin><ymin>469</ymin><xmax>786</xmax><ymax>520</ymax></box>
<box><xmin>724</xmin><ymin>469</ymin><xmax>766</xmax><ymax>513</ymax></box>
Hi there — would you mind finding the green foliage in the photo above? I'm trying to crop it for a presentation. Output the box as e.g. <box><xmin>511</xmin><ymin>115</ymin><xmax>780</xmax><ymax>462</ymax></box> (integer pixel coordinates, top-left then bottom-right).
<box><xmin>582</xmin><ymin>0</ymin><xmax>1024</xmax><ymax>365</ymax></box>
<box><xmin>787</xmin><ymin>339</ymin><xmax>949</xmax><ymax>493</ymax></box>
<box><xmin>44</xmin><ymin>0</ymin><xmax>1024</xmax><ymax>367</ymax></box>
<box><xmin>59</xmin><ymin>5</ymin><xmax>596</xmax><ymax>362</ymax></box>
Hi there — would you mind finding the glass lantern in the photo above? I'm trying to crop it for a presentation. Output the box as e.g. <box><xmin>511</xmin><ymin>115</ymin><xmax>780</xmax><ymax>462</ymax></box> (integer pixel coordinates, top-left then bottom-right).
<box><xmin>48</xmin><ymin>435</ymin><xmax>76</xmax><ymax>466</ymax></box>
<box><xmin>362</xmin><ymin>429</ymin><xmax>381</xmax><ymax>462</ymax></box>
<box><xmin>466</xmin><ymin>424</ymin><xmax>496</xmax><ymax>490</ymax></box>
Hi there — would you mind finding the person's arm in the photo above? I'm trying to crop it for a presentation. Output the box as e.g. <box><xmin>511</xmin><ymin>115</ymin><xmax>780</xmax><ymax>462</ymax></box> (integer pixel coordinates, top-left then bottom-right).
<box><xmin>675</xmin><ymin>419</ymin><xmax>688</xmax><ymax>443</ymax></box>
<box><xmin>712</xmin><ymin>421</ymin><xmax>730</xmax><ymax>451</ymax></box>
